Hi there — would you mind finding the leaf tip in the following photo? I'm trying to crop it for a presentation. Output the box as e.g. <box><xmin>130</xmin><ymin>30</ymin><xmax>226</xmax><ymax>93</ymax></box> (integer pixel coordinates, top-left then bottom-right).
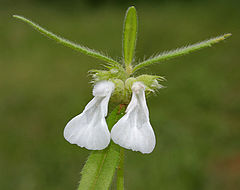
<box><xmin>214</xmin><ymin>33</ymin><xmax>232</xmax><ymax>43</ymax></box>
<box><xmin>129</xmin><ymin>5</ymin><xmax>136</xmax><ymax>9</ymax></box>
<box><xmin>127</xmin><ymin>6</ymin><xmax>137</xmax><ymax>13</ymax></box>
<box><xmin>223</xmin><ymin>33</ymin><xmax>232</xmax><ymax>39</ymax></box>
<box><xmin>13</xmin><ymin>15</ymin><xmax>24</xmax><ymax>21</ymax></box>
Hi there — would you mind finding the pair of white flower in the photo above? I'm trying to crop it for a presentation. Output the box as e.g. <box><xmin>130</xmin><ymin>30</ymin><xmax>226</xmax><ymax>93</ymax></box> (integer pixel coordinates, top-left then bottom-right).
<box><xmin>64</xmin><ymin>80</ymin><xmax>155</xmax><ymax>154</ymax></box>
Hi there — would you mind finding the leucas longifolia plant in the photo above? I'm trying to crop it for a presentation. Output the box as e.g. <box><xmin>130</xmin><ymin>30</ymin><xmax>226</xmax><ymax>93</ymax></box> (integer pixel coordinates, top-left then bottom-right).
<box><xmin>14</xmin><ymin>6</ymin><xmax>231</xmax><ymax>190</ymax></box>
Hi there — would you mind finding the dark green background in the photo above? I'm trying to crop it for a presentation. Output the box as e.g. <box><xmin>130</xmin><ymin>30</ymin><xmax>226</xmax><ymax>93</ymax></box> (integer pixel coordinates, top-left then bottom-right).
<box><xmin>0</xmin><ymin>0</ymin><xmax>239</xmax><ymax>189</ymax></box>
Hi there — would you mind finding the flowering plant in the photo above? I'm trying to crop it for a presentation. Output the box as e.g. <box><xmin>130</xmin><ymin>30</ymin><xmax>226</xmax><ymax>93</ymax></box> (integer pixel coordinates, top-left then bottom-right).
<box><xmin>14</xmin><ymin>6</ymin><xmax>230</xmax><ymax>190</ymax></box>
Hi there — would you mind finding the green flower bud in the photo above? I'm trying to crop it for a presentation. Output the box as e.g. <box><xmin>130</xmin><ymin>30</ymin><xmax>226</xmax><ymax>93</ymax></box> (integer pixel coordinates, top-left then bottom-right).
<box><xmin>112</xmin><ymin>79</ymin><xmax>124</xmax><ymax>95</ymax></box>
<box><xmin>125</xmin><ymin>77</ymin><xmax>137</xmax><ymax>91</ymax></box>
<box><xmin>110</xmin><ymin>79</ymin><xmax>126</xmax><ymax>103</ymax></box>
<box><xmin>136</xmin><ymin>74</ymin><xmax>165</xmax><ymax>92</ymax></box>
<box><xmin>89</xmin><ymin>63</ymin><xmax>127</xmax><ymax>83</ymax></box>
<box><xmin>89</xmin><ymin>69</ymin><xmax>109</xmax><ymax>82</ymax></box>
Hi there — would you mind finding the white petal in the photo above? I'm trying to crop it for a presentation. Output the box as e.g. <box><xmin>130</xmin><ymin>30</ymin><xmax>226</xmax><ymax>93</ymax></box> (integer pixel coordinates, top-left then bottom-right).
<box><xmin>64</xmin><ymin>81</ymin><xmax>115</xmax><ymax>150</ymax></box>
<box><xmin>111</xmin><ymin>82</ymin><xmax>156</xmax><ymax>154</ymax></box>
<box><xmin>92</xmin><ymin>80</ymin><xmax>115</xmax><ymax>116</ymax></box>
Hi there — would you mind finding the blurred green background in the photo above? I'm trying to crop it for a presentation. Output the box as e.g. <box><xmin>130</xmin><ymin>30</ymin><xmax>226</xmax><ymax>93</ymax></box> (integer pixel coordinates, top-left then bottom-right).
<box><xmin>0</xmin><ymin>0</ymin><xmax>239</xmax><ymax>189</ymax></box>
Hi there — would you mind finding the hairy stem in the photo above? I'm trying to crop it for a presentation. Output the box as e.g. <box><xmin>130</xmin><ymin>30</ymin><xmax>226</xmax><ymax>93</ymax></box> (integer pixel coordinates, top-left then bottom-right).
<box><xmin>117</xmin><ymin>148</ymin><xmax>124</xmax><ymax>190</ymax></box>
<box><xmin>78</xmin><ymin>105</ymin><xmax>126</xmax><ymax>190</ymax></box>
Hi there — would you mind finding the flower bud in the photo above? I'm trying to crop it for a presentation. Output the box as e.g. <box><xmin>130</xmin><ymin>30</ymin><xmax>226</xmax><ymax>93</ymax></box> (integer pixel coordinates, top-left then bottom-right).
<box><xmin>110</xmin><ymin>79</ymin><xmax>125</xmax><ymax>103</ymax></box>
<box><xmin>136</xmin><ymin>74</ymin><xmax>165</xmax><ymax>92</ymax></box>
<box><xmin>125</xmin><ymin>77</ymin><xmax>137</xmax><ymax>90</ymax></box>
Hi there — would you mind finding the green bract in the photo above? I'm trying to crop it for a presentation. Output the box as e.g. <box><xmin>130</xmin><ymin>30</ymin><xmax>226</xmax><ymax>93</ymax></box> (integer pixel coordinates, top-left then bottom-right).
<box><xmin>90</xmin><ymin>67</ymin><xmax>165</xmax><ymax>103</ymax></box>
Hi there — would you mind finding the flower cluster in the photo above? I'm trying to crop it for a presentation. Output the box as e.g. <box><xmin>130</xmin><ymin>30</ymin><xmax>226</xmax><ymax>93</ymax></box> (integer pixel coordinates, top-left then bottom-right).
<box><xmin>64</xmin><ymin>78</ymin><xmax>162</xmax><ymax>154</ymax></box>
<box><xmin>13</xmin><ymin>11</ymin><xmax>230</xmax><ymax>155</ymax></box>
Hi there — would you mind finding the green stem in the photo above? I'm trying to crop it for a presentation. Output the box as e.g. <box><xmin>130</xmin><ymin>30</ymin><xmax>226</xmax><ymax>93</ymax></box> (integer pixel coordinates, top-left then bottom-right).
<box><xmin>78</xmin><ymin>105</ymin><xmax>126</xmax><ymax>190</ymax></box>
<box><xmin>117</xmin><ymin>148</ymin><xmax>124</xmax><ymax>190</ymax></box>
<box><xmin>13</xmin><ymin>15</ymin><xmax>120</xmax><ymax>65</ymax></box>
<box><xmin>133</xmin><ymin>33</ymin><xmax>231</xmax><ymax>72</ymax></box>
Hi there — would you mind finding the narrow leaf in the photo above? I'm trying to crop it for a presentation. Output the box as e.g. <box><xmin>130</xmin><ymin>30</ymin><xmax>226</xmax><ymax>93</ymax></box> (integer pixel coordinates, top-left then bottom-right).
<box><xmin>13</xmin><ymin>15</ymin><xmax>120</xmax><ymax>65</ymax></box>
<box><xmin>123</xmin><ymin>6</ymin><xmax>138</xmax><ymax>71</ymax></box>
<box><xmin>78</xmin><ymin>105</ymin><xmax>126</xmax><ymax>190</ymax></box>
<box><xmin>133</xmin><ymin>33</ymin><xmax>232</xmax><ymax>72</ymax></box>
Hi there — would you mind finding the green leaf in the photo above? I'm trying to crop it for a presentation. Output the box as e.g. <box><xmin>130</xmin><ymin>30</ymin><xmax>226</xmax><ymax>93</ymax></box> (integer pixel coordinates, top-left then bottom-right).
<box><xmin>13</xmin><ymin>15</ymin><xmax>120</xmax><ymax>66</ymax></box>
<box><xmin>78</xmin><ymin>105</ymin><xmax>126</xmax><ymax>190</ymax></box>
<box><xmin>133</xmin><ymin>33</ymin><xmax>232</xmax><ymax>72</ymax></box>
<box><xmin>123</xmin><ymin>6</ymin><xmax>138</xmax><ymax>74</ymax></box>
<box><xmin>116</xmin><ymin>148</ymin><xmax>124</xmax><ymax>190</ymax></box>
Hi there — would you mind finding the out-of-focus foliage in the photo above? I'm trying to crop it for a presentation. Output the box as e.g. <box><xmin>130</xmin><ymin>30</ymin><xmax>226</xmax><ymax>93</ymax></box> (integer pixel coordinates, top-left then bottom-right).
<box><xmin>0</xmin><ymin>0</ymin><xmax>239</xmax><ymax>190</ymax></box>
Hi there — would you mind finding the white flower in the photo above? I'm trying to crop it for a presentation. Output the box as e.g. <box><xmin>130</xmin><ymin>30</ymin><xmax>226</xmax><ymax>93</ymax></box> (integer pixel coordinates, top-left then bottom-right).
<box><xmin>111</xmin><ymin>82</ymin><xmax>156</xmax><ymax>154</ymax></box>
<box><xmin>64</xmin><ymin>81</ymin><xmax>115</xmax><ymax>150</ymax></box>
